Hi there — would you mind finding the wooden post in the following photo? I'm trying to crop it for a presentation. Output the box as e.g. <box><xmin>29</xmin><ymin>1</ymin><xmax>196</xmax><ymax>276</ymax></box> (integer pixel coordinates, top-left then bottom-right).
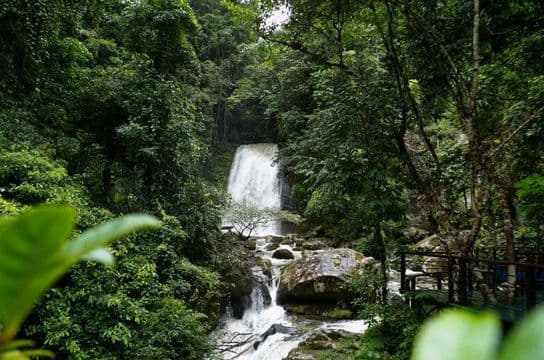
<box><xmin>458</xmin><ymin>256</ymin><xmax>468</xmax><ymax>305</ymax></box>
<box><xmin>437</xmin><ymin>272</ymin><xmax>442</xmax><ymax>290</ymax></box>
<box><xmin>468</xmin><ymin>258</ymin><xmax>473</xmax><ymax>294</ymax></box>
<box><xmin>400</xmin><ymin>251</ymin><xmax>406</xmax><ymax>294</ymax></box>
<box><xmin>526</xmin><ymin>260</ymin><xmax>537</xmax><ymax>310</ymax></box>
<box><xmin>491</xmin><ymin>249</ymin><xmax>497</xmax><ymax>294</ymax></box>
<box><xmin>448</xmin><ymin>255</ymin><xmax>454</xmax><ymax>303</ymax></box>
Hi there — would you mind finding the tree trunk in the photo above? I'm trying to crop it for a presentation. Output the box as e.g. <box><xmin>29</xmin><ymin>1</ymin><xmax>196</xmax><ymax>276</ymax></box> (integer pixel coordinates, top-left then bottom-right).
<box><xmin>499</xmin><ymin>186</ymin><xmax>517</xmax><ymax>301</ymax></box>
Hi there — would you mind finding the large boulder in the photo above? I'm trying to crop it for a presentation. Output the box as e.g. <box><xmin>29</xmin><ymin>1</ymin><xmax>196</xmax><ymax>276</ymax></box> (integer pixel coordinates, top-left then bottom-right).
<box><xmin>256</xmin><ymin>257</ymin><xmax>272</xmax><ymax>278</ymax></box>
<box><xmin>277</xmin><ymin>248</ymin><xmax>365</xmax><ymax>304</ymax></box>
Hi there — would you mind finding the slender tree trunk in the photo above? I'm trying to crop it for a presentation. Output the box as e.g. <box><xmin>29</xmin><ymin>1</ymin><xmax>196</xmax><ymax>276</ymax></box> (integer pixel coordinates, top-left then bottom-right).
<box><xmin>499</xmin><ymin>186</ymin><xmax>517</xmax><ymax>301</ymax></box>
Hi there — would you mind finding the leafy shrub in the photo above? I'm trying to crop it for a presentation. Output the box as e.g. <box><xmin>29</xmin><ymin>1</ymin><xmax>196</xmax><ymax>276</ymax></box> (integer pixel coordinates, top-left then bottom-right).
<box><xmin>516</xmin><ymin>174</ymin><xmax>544</xmax><ymax>224</ymax></box>
<box><xmin>0</xmin><ymin>147</ymin><xmax>87</xmax><ymax>208</ymax></box>
<box><xmin>27</xmin><ymin>212</ymin><xmax>222</xmax><ymax>359</ymax></box>
<box><xmin>341</xmin><ymin>265</ymin><xmax>385</xmax><ymax>313</ymax></box>
<box><xmin>355</xmin><ymin>304</ymin><xmax>420</xmax><ymax>360</ymax></box>
<box><xmin>134</xmin><ymin>299</ymin><xmax>210</xmax><ymax>360</ymax></box>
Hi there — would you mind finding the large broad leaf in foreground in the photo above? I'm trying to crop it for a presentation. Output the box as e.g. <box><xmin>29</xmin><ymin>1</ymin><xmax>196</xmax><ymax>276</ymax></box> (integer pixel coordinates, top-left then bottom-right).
<box><xmin>500</xmin><ymin>306</ymin><xmax>544</xmax><ymax>360</ymax></box>
<box><xmin>0</xmin><ymin>205</ymin><xmax>160</xmax><ymax>342</ymax></box>
<box><xmin>411</xmin><ymin>309</ymin><xmax>500</xmax><ymax>360</ymax></box>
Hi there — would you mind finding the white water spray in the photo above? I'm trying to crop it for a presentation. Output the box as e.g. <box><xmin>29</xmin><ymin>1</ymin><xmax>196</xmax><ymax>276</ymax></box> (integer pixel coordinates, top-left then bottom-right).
<box><xmin>225</xmin><ymin>144</ymin><xmax>282</xmax><ymax>236</ymax></box>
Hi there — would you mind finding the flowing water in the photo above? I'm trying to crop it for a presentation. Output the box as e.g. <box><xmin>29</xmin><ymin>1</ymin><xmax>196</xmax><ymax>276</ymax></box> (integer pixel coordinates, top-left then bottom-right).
<box><xmin>225</xmin><ymin>144</ymin><xmax>283</xmax><ymax>236</ymax></box>
<box><xmin>213</xmin><ymin>144</ymin><xmax>368</xmax><ymax>360</ymax></box>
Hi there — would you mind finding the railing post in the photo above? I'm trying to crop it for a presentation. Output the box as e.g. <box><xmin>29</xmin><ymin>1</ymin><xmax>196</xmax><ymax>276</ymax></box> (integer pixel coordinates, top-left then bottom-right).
<box><xmin>526</xmin><ymin>260</ymin><xmax>537</xmax><ymax>310</ymax></box>
<box><xmin>467</xmin><ymin>258</ymin><xmax>473</xmax><ymax>294</ymax></box>
<box><xmin>458</xmin><ymin>256</ymin><xmax>468</xmax><ymax>305</ymax></box>
<box><xmin>448</xmin><ymin>255</ymin><xmax>454</xmax><ymax>303</ymax></box>
<box><xmin>491</xmin><ymin>249</ymin><xmax>497</xmax><ymax>294</ymax></box>
<box><xmin>400</xmin><ymin>251</ymin><xmax>406</xmax><ymax>294</ymax></box>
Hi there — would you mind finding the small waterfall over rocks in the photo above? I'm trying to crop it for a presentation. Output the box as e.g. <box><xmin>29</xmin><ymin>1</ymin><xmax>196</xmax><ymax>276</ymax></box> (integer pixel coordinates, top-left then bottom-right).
<box><xmin>212</xmin><ymin>144</ymin><xmax>368</xmax><ymax>360</ymax></box>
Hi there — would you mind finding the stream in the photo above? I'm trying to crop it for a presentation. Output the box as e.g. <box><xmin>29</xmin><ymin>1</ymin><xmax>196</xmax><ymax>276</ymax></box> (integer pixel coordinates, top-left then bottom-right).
<box><xmin>212</xmin><ymin>144</ymin><xmax>368</xmax><ymax>360</ymax></box>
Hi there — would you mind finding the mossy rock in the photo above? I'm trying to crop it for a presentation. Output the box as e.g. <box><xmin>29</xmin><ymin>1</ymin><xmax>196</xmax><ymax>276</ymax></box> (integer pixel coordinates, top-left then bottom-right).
<box><xmin>265</xmin><ymin>235</ymin><xmax>285</xmax><ymax>245</ymax></box>
<box><xmin>265</xmin><ymin>242</ymin><xmax>280</xmax><ymax>251</ymax></box>
<box><xmin>256</xmin><ymin>257</ymin><xmax>272</xmax><ymax>278</ymax></box>
<box><xmin>286</xmin><ymin>330</ymin><xmax>359</xmax><ymax>359</ymax></box>
<box><xmin>285</xmin><ymin>304</ymin><xmax>354</xmax><ymax>320</ymax></box>
<box><xmin>245</xmin><ymin>239</ymin><xmax>257</xmax><ymax>250</ymax></box>
<box><xmin>299</xmin><ymin>238</ymin><xmax>330</xmax><ymax>250</ymax></box>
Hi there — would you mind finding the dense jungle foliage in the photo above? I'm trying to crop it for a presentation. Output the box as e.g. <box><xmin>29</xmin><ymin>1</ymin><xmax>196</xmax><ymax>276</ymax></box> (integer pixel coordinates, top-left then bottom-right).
<box><xmin>0</xmin><ymin>0</ymin><xmax>254</xmax><ymax>358</ymax></box>
<box><xmin>1</xmin><ymin>0</ymin><xmax>543</xmax><ymax>359</ymax></box>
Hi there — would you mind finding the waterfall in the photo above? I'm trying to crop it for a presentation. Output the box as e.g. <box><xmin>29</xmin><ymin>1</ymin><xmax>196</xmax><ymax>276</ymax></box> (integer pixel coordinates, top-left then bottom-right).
<box><xmin>212</xmin><ymin>144</ymin><xmax>368</xmax><ymax>360</ymax></box>
<box><xmin>225</xmin><ymin>144</ymin><xmax>283</xmax><ymax>236</ymax></box>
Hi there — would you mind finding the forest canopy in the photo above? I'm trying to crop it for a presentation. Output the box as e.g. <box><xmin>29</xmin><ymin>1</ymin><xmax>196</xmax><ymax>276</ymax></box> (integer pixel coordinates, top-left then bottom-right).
<box><xmin>0</xmin><ymin>0</ymin><xmax>543</xmax><ymax>359</ymax></box>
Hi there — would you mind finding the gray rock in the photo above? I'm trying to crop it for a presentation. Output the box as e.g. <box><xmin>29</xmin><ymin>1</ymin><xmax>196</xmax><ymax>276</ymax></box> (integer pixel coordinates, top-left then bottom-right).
<box><xmin>414</xmin><ymin>234</ymin><xmax>440</xmax><ymax>251</ymax></box>
<box><xmin>253</xmin><ymin>324</ymin><xmax>297</xmax><ymax>350</ymax></box>
<box><xmin>256</xmin><ymin>257</ymin><xmax>272</xmax><ymax>278</ymax></box>
<box><xmin>272</xmin><ymin>248</ymin><xmax>295</xmax><ymax>259</ymax></box>
<box><xmin>265</xmin><ymin>243</ymin><xmax>280</xmax><ymax>251</ymax></box>
<box><xmin>265</xmin><ymin>235</ymin><xmax>285</xmax><ymax>245</ymax></box>
<box><xmin>299</xmin><ymin>237</ymin><xmax>330</xmax><ymax>250</ymax></box>
<box><xmin>402</xmin><ymin>226</ymin><xmax>431</xmax><ymax>241</ymax></box>
<box><xmin>278</xmin><ymin>248</ymin><xmax>366</xmax><ymax>304</ymax></box>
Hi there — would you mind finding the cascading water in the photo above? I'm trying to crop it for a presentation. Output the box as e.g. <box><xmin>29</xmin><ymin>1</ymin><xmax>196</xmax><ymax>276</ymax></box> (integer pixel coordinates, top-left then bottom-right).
<box><xmin>225</xmin><ymin>143</ymin><xmax>283</xmax><ymax>236</ymax></box>
<box><xmin>212</xmin><ymin>144</ymin><xmax>368</xmax><ymax>360</ymax></box>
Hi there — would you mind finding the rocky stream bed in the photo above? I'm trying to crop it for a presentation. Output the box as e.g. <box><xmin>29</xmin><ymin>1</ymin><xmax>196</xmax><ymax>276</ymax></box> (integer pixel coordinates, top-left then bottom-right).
<box><xmin>210</xmin><ymin>235</ymin><xmax>374</xmax><ymax>360</ymax></box>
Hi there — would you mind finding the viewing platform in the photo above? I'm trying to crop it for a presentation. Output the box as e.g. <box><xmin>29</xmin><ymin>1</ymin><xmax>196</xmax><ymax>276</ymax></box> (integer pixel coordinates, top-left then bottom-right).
<box><xmin>399</xmin><ymin>249</ymin><xmax>544</xmax><ymax>322</ymax></box>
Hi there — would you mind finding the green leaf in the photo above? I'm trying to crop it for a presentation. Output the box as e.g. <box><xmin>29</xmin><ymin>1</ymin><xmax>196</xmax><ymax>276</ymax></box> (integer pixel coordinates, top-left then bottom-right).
<box><xmin>62</xmin><ymin>214</ymin><xmax>161</xmax><ymax>266</ymax></box>
<box><xmin>0</xmin><ymin>206</ymin><xmax>161</xmax><ymax>342</ymax></box>
<box><xmin>0</xmin><ymin>206</ymin><xmax>76</xmax><ymax>341</ymax></box>
<box><xmin>411</xmin><ymin>309</ymin><xmax>500</xmax><ymax>360</ymax></box>
<box><xmin>500</xmin><ymin>306</ymin><xmax>544</xmax><ymax>360</ymax></box>
<box><xmin>0</xmin><ymin>348</ymin><xmax>55</xmax><ymax>360</ymax></box>
<box><xmin>0</xmin><ymin>340</ymin><xmax>35</xmax><ymax>352</ymax></box>
<box><xmin>83</xmin><ymin>248</ymin><xmax>114</xmax><ymax>266</ymax></box>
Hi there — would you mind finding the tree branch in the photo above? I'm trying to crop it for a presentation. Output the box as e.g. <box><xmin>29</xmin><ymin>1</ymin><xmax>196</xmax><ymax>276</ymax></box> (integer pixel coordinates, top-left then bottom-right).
<box><xmin>260</xmin><ymin>34</ymin><xmax>355</xmax><ymax>76</ymax></box>
<box><xmin>488</xmin><ymin>105</ymin><xmax>544</xmax><ymax>159</ymax></box>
